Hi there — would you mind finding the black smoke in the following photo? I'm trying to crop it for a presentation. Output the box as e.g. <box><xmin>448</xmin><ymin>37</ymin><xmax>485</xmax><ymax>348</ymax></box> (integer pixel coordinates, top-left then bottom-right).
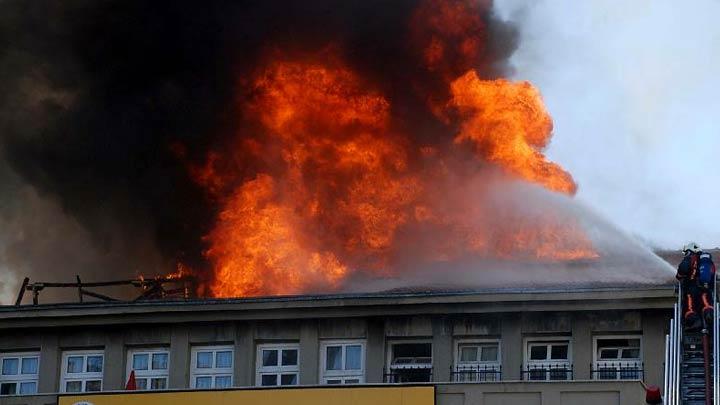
<box><xmin>0</xmin><ymin>0</ymin><xmax>517</xmax><ymax>301</ymax></box>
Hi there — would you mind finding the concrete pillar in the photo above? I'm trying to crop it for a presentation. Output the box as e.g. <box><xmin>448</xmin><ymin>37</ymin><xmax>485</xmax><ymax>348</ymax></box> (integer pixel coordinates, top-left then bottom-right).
<box><xmin>541</xmin><ymin>390</ymin><xmax>562</xmax><ymax>405</ymax></box>
<box><xmin>365</xmin><ymin>318</ymin><xmax>385</xmax><ymax>383</ymax></box>
<box><xmin>643</xmin><ymin>310</ymin><xmax>666</xmax><ymax>387</ymax></box>
<box><xmin>432</xmin><ymin>316</ymin><xmax>453</xmax><ymax>382</ymax></box>
<box><xmin>102</xmin><ymin>330</ymin><xmax>125</xmax><ymax>390</ymax></box>
<box><xmin>169</xmin><ymin>325</ymin><xmax>190</xmax><ymax>388</ymax></box>
<box><xmin>38</xmin><ymin>333</ymin><xmax>59</xmax><ymax>393</ymax></box>
<box><xmin>501</xmin><ymin>313</ymin><xmax>522</xmax><ymax>380</ymax></box>
<box><xmin>234</xmin><ymin>321</ymin><xmax>255</xmax><ymax>387</ymax></box>
<box><xmin>299</xmin><ymin>320</ymin><xmax>319</xmax><ymax>385</ymax></box>
<box><xmin>571</xmin><ymin>314</ymin><xmax>592</xmax><ymax>380</ymax></box>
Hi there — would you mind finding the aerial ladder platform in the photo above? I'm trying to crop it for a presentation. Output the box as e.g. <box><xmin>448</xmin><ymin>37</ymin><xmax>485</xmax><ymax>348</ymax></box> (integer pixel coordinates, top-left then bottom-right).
<box><xmin>664</xmin><ymin>278</ymin><xmax>718</xmax><ymax>404</ymax></box>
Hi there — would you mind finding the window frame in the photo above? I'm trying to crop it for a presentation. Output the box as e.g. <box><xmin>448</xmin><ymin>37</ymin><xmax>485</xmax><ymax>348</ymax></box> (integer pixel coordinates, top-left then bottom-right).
<box><xmin>0</xmin><ymin>351</ymin><xmax>40</xmax><ymax>396</ymax></box>
<box><xmin>255</xmin><ymin>343</ymin><xmax>300</xmax><ymax>387</ymax></box>
<box><xmin>190</xmin><ymin>345</ymin><xmax>234</xmax><ymax>389</ymax></box>
<box><xmin>592</xmin><ymin>335</ymin><xmax>643</xmax><ymax>380</ymax></box>
<box><xmin>60</xmin><ymin>350</ymin><xmax>105</xmax><ymax>393</ymax></box>
<box><xmin>126</xmin><ymin>348</ymin><xmax>170</xmax><ymax>391</ymax></box>
<box><xmin>386</xmin><ymin>339</ymin><xmax>433</xmax><ymax>370</ymax></box>
<box><xmin>384</xmin><ymin>339</ymin><xmax>433</xmax><ymax>383</ymax></box>
<box><xmin>523</xmin><ymin>337</ymin><xmax>572</xmax><ymax>381</ymax></box>
<box><xmin>452</xmin><ymin>339</ymin><xmax>501</xmax><ymax>382</ymax></box>
<box><xmin>319</xmin><ymin>340</ymin><xmax>366</xmax><ymax>384</ymax></box>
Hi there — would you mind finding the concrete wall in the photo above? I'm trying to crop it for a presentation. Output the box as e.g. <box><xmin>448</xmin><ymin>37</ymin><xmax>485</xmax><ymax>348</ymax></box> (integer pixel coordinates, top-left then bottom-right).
<box><xmin>436</xmin><ymin>380</ymin><xmax>646</xmax><ymax>405</ymax></box>
<box><xmin>0</xmin><ymin>309</ymin><xmax>668</xmax><ymax>400</ymax></box>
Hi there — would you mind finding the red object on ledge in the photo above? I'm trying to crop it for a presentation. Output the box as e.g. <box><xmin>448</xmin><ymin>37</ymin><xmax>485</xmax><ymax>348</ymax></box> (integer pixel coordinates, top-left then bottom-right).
<box><xmin>644</xmin><ymin>384</ymin><xmax>661</xmax><ymax>404</ymax></box>
<box><xmin>125</xmin><ymin>370</ymin><xmax>137</xmax><ymax>390</ymax></box>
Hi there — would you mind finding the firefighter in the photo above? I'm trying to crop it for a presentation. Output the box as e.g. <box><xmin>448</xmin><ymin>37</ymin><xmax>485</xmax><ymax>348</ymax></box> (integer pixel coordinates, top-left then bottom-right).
<box><xmin>697</xmin><ymin>249</ymin><xmax>716</xmax><ymax>326</ymax></box>
<box><xmin>677</xmin><ymin>242</ymin><xmax>715</xmax><ymax>330</ymax></box>
<box><xmin>677</xmin><ymin>242</ymin><xmax>702</xmax><ymax>330</ymax></box>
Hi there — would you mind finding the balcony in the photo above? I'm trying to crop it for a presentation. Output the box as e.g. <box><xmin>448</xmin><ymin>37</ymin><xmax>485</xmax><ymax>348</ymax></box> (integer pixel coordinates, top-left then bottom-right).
<box><xmin>591</xmin><ymin>361</ymin><xmax>644</xmax><ymax>380</ymax></box>
<box><xmin>450</xmin><ymin>365</ymin><xmax>501</xmax><ymax>382</ymax></box>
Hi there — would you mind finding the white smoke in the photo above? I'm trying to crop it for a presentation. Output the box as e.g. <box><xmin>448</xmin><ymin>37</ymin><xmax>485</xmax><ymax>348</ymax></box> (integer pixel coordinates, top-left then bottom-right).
<box><xmin>495</xmin><ymin>0</ymin><xmax>720</xmax><ymax>249</ymax></box>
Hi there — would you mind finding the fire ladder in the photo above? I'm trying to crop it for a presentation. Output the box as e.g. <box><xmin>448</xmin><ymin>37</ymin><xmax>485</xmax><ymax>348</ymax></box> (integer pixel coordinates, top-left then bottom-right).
<box><xmin>664</xmin><ymin>275</ymin><xmax>718</xmax><ymax>404</ymax></box>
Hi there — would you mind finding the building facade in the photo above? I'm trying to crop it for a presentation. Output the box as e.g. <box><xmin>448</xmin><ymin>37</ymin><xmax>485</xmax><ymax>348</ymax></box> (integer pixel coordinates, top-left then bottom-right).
<box><xmin>0</xmin><ymin>286</ymin><xmax>674</xmax><ymax>405</ymax></box>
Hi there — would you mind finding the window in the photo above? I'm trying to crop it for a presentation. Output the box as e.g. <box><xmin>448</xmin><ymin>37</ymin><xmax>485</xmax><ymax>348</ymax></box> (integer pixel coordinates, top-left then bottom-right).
<box><xmin>256</xmin><ymin>344</ymin><xmax>299</xmax><ymax>387</ymax></box>
<box><xmin>190</xmin><ymin>346</ymin><xmax>233</xmax><ymax>389</ymax></box>
<box><xmin>593</xmin><ymin>336</ymin><xmax>642</xmax><ymax>380</ymax></box>
<box><xmin>320</xmin><ymin>341</ymin><xmax>365</xmax><ymax>384</ymax></box>
<box><xmin>386</xmin><ymin>342</ymin><xmax>432</xmax><ymax>383</ymax></box>
<box><xmin>524</xmin><ymin>339</ymin><xmax>571</xmax><ymax>381</ymax></box>
<box><xmin>453</xmin><ymin>340</ymin><xmax>501</xmax><ymax>382</ymax></box>
<box><xmin>126</xmin><ymin>348</ymin><xmax>169</xmax><ymax>390</ymax></box>
<box><xmin>60</xmin><ymin>350</ymin><xmax>104</xmax><ymax>392</ymax></box>
<box><xmin>0</xmin><ymin>352</ymin><xmax>40</xmax><ymax>395</ymax></box>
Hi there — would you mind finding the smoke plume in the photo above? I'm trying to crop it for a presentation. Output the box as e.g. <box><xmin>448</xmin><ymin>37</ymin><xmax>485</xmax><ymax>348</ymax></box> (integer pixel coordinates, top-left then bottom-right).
<box><xmin>495</xmin><ymin>0</ymin><xmax>720</xmax><ymax>249</ymax></box>
<box><xmin>0</xmin><ymin>0</ymin><xmax>525</xmax><ymax>302</ymax></box>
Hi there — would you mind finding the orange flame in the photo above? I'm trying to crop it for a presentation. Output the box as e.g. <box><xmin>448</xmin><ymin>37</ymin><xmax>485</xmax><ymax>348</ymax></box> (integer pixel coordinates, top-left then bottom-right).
<box><xmin>191</xmin><ymin>59</ymin><xmax>597</xmax><ymax>298</ymax></box>
<box><xmin>186</xmin><ymin>0</ymin><xmax>597</xmax><ymax>297</ymax></box>
<box><xmin>450</xmin><ymin>71</ymin><xmax>577</xmax><ymax>194</ymax></box>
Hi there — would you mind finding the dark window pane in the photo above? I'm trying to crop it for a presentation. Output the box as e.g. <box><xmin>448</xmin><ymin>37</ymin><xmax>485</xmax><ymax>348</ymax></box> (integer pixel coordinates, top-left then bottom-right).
<box><xmin>620</xmin><ymin>369</ymin><xmax>640</xmax><ymax>379</ymax></box>
<box><xmin>216</xmin><ymin>351</ymin><xmax>232</xmax><ymax>368</ymax></box>
<box><xmin>261</xmin><ymin>374</ymin><xmax>277</xmax><ymax>386</ymax></box>
<box><xmin>67</xmin><ymin>357</ymin><xmax>83</xmax><ymax>373</ymax></box>
<box><xmin>215</xmin><ymin>376</ymin><xmax>231</xmax><ymax>388</ymax></box>
<box><xmin>136</xmin><ymin>379</ymin><xmax>148</xmax><ymax>390</ymax></box>
<box><xmin>599</xmin><ymin>349</ymin><xmax>618</xmax><ymax>359</ymax></box>
<box><xmin>150</xmin><ymin>378</ymin><xmax>167</xmax><ymax>390</ymax></box>
<box><xmin>597</xmin><ymin>368</ymin><xmax>616</xmax><ymax>380</ymax></box>
<box><xmin>282</xmin><ymin>350</ymin><xmax>298</xmax><ymax>366</ymax></box>
<box><xmin>85</xmin><ymin>380</ymin><xmax>102</xmax><ymax>392</ymax></box>
<box><xmin>459</xmin><ymin>347</ymin><xmax>477</xmax><ymax>362</ymax></box>
<box><xmin>550</xmin><ymin>345</ymin><xmax>568</xmax><ymax>360</ymax></box>
<box><xmin>345</xmin><ymin>345</ymin><xmax>362</xmax><ymax>370</ymax></box>
<box><xmin>262</xmin><ymin>350</ymin><xmax>278</xmax><ymax>367</ymax></box>
<box><xmin>390</xmin><ymin>369</ymin><xmax>432</xmax><ymax>383</ymax></box>
<box><xmin>196</xmin><ymin>352</ymin><xmax>212</xmax><ymax>368</ymax></box>
<box><xmin>528</xmin><ymin>369</ymin><xmax>546</xmax><ymax>381</ymax></box>
<box><xmin>87</xmin><ymin>356</ymin><xmax>103</xmax><ymax>373</ymax></box>
<box><xmin>344</xmin><ymin>378</ymin><xmax>360</xmax><ymax>384</ymax></box>
<box><xmin>622</xmin><ymin>348</ymin><xmax>640</xmax><ymax>359</ymax></box>
<box><xmin>21</xmin><ymin>358</ymin><xmax>38</xmax><ymax>374</ymax></box>
<box><xmin>133</xmin><ymin>354</ymin><xmax>149</xmax><ymax>370</ymax></box>
<box><xmin>152</xmin><ymin>353</ymin><xmax>168</xmax><ymax>370</ymax></box>
<box><xmin>1</xmin><ymin>358</ymin><xmax>18</xmax><ymax>375</ymax></box>
<box><xmin>19</xmin><ymin>381</ymin><xmax>36</xmax><ymax>394</ymax></box>
<box><xmin>326</xmin><ymin>379</ymin><xmax>342</xmax><ymax>384</ymax></box>
<box><xmin>549</xmin><ymin>369</ymin><xmax>569</xmax><ymax>380</ymax></box>
<box><xmin>530</xmin><ymin>346</ymin><xmax>546</xmax><ymax>360</ymax></box>
<box><xmin>0</xmin><ymin>382</ymin><xmax>16</xmax><ymax>395</ymax></box>
<box><xmin>392</xmin><ymin>343</ymin><xmax>431</xmax><ymax>359</ymax></box>
<box><xmin>195</xmin><ymin>376</ymin><xmax>211</xmax><ymax>389</ymax></box>
<box><xmin>280</xmin><ymin>374</ymin><xmax>297</xmax><ymax>385</ymax></box>
<box><xmin>480</xmin><ymin>346</ymin><xmax>498</xmax><ymax>362</ymax></box>
<box><xmin>65</xmin><ymin>381</ymin><xmax>82</xmax><ymax>392</ymax></box>
<box><xmin>326</xmin><ymin>346</ymin><xmax>342</xmax><ymax>370</ymax></box>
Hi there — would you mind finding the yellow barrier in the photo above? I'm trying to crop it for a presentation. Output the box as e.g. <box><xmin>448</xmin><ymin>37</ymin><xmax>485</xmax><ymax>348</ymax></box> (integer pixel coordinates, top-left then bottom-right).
<box><xmin>59</xmin><ymin>385</ymin><xmax>434</xmax><ymax>405</ymax></box>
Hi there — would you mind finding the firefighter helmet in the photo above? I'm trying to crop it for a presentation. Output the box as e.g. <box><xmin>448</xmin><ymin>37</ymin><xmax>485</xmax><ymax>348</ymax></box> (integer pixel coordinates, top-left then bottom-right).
<box><xmin>683</xmin><ymin>242</ymin><xmax>701</xmax><ymax>253</ymax></box>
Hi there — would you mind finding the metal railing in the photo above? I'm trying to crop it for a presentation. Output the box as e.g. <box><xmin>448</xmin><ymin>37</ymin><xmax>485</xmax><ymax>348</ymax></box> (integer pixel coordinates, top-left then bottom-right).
<box><xmin>450</xmin><ymin>365</ymin><xmax>501</xmax><ymax>382</ymax></box>
<box><xmin>663</xmin><ymin>282</ymin><xmax>682</xmax><ymax>405</ymax></box>
<box><xmin>591</xmin><ymin>361</ymin><xmax>643</xmax><ymax>380</ymax></box>
<box><xmin>521</xmin><ymin>363</ymin><xmax>573</xmax><ymax>381</ymax></box>
<box><xmin>382</xmin><ymin>366</ymin><xmax>433</xmax><ymax>383</ymax></box>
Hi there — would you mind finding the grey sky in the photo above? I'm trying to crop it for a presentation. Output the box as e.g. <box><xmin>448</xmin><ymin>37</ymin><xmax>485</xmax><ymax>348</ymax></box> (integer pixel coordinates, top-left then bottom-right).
<box><xmin>496</xmin><ymin>0</ymin><xmax>720</xmax><ymax>249</ymax></box>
